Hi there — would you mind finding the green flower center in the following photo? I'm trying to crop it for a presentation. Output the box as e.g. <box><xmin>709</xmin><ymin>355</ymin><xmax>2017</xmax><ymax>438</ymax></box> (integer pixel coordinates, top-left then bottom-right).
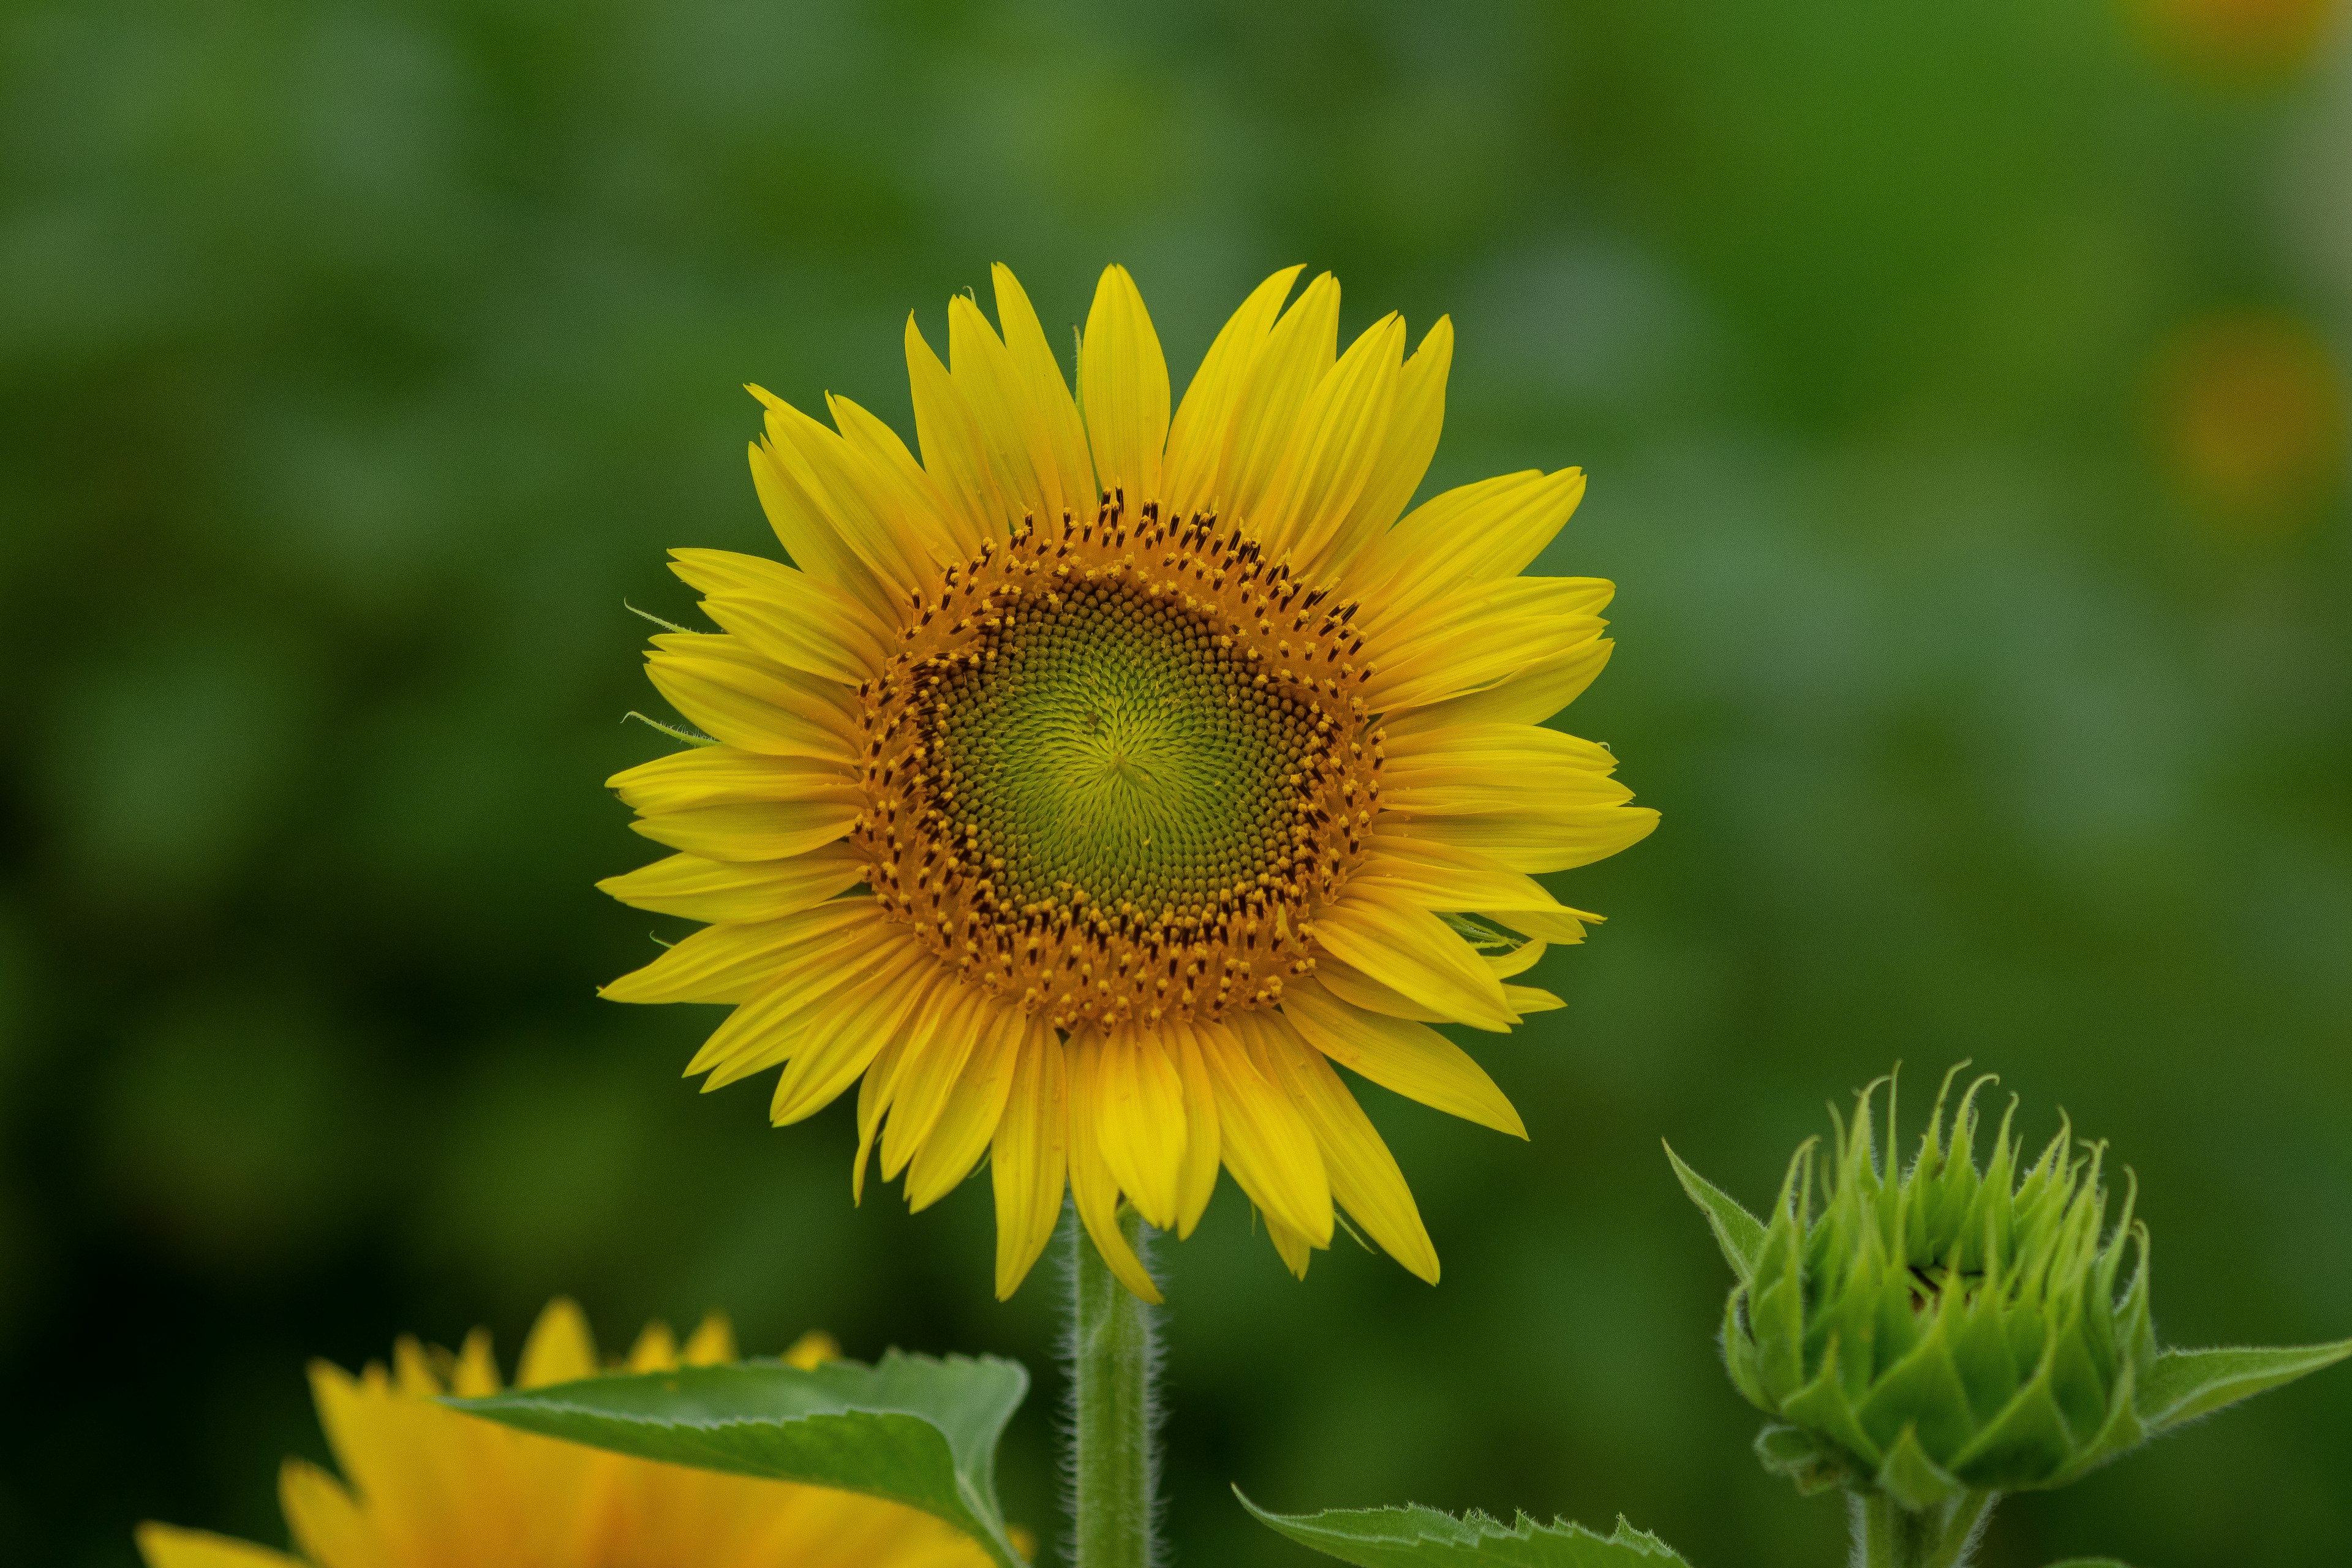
<box><xmin>929</xmin><ymin>578</ymin><xmax>1311</xmax><ymax>916</ymax></box>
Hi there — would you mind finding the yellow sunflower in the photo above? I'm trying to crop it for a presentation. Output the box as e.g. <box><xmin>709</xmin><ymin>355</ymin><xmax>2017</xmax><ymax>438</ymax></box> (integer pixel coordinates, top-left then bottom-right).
<box><xmin>600</xmin><ymin>265</ymin><xmax>1657</xmax><ymax>1301</ymax></box>
<box><xmin>135</xmin><ymin>1298</ymin><xmax>990</xmax><ymax>1568</ymax></box>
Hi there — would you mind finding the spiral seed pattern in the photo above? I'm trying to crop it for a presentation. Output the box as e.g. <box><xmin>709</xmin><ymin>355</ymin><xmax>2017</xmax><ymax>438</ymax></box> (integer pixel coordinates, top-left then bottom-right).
<box><xmin>851</xmin><ymin>499</ymin><xmax>1389</xmax><ymax>1033</ymax></box>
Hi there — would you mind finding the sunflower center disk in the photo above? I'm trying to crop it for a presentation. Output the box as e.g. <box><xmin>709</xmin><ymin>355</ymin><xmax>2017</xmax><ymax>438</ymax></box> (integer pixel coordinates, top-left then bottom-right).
<box><xmin>940</xmin><ymin>581</ymin><xmax>1297</xmax><ymax>913</ymax></box>
<box><xmin>853</xmin><ymin>503</ymin><xmax>1389</xmax><ymax>1033</ymax></box>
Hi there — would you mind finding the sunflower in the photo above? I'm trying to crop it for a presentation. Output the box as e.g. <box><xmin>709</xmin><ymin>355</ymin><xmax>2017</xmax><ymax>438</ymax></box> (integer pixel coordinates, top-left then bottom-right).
<box><xmin>600</xmin><ymin>265</ymin><xmax>1657</xmax><ymax>1301</ymax></box>
<box><xmin>135</xmin><ymin>1298</ymin><xmax>990</xmax><ymax>1568</ymax></box>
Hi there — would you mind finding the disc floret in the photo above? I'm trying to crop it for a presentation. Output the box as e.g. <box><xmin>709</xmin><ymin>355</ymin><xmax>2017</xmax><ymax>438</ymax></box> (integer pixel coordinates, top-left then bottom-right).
<box><xmin>854</xmin><ymin>495</ymin><xmax>1387</xmax><ymax>1033</ymax></box>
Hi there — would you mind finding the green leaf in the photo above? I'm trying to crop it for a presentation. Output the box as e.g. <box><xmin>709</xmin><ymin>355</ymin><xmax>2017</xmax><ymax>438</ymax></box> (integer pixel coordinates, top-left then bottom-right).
<box><xmin>1238</xmin><ymin>1492</ymin><xmax>1693</xmax><ymax>1567</ymax></box>
<box><xmin>2040</xmin><ymin>1559</ymin><xmax>2135</xmax><ymax>1566</ymax></box>
<box><xmin>450</xmin><ymin>1351</ymin><xmax>1029</xmax><ymax>1568</ymax></box>
<box><xmin>1665</xmin><ymin>1141</ymin><xmax>1766</xmax><ymax>1284</ymax></box>
<box><xmin>2136</xmin><ymin>1339</ymin><xmax>2352</xmax><ymax>1436</ymax></box>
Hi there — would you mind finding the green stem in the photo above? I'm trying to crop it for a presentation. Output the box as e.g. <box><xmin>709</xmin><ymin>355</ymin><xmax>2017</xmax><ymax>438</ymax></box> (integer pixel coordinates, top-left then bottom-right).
<box><xmin>1068</xmin><ymin>1207</ymin><xmax>1161</xmax><ymax>1568</ymax></box>
<box><xmin>1850</xmin><ymin>1491</ymin><xmax>1996</xmax><ymax>1568</ymax></box>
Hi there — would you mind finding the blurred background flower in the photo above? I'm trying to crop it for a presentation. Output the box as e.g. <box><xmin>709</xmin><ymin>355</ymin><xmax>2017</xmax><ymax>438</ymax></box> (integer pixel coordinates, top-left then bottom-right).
<box><xmin>1</xmin><ymin>2</ymin><xmax>2348</xmax><ymax>1566</ymax></box>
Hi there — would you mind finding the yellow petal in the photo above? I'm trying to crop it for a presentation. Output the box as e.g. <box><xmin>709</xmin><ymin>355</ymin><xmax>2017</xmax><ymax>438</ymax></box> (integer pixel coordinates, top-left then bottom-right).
<box><xmin>769</xmin><ymin>951</ymin><xmax>937</xmax><ymax>1125</ymax></box>
<box><xmin>136</xmin><ymin>1523</ymin><xmax>307</xmax><ymax>1568</ymax></box>
<box><xmin>519</xmin><ymin>1297</ymin><xmax>598</xmax><ymax>1387</ymax></box>
<box><xmin>600</xmin><ymin>898</ymin><xmax>880</xmax><ymax>1006</ymax></box>
<box><xmin>1280</xmin><ymin>976</ymin><xmax>1526</xmax><ymax>1137</ymax></box>
<box><xmin>880</xmin><ymin>986</ymin><xmax>985</xmax><ymax>1181</ymax></box>
<box><xmin>1310</xmin><ymin>885</ymin><xmax>1516</xmax><ymax>1031</ymax></box>
<box><xmin>1380</xmin><ymin>723</ymin><xmax>1633</xmax><ymax>817</ymax></box>
<box><xmin>1221</xmin><ymin>273</ymin><xmax>1341</xmax><ymax>529</ymax></box>
<box><xmin>1164</xmin><ymin>265</ymin><xmax>1305</xmax><ymax>518</ymax></box>
<box><xmin>1197</xmin><ymin>1019</ymin><xmax>1332</xmax><ymax>1245</ymax></box>
<box><xmin>748</xmin><ymin>435</ymin><xmax>899</xmax><ymax>628</ymax></box>
<box><xmin>782</xmin><ymin>1329</ymin><xmax>838</xmax><ymax>1369</ymax></box>
<box><xmin>1325</xmin><ymin>316</ymin><xmax>1452</xmax><ymax>575</ymax></box>
<box><xmin>1353</xmin><ymin>834</ymin><xmax>1594</xmax><ymax>946</ymax></box>
<box><xmin>854</xmin><ymin>1031</ymin><xmax>907</xmax><ymax>1204</ymax></box>
<box><xmin>1311</xmin><ymin>951</ymin><xmax>1449</xmax><ymax>1021</ymax></box>
<box><xmin>1257</xmin><ymin>312</ymin><xmax>1404</xmax><ymax>572</ymax></box>
<box><xmin>644</xmin><ymin>646</ymin><xmax>857</xmax><ymax>763</ymax></box>
<box><xmin>1359</xmin><ymin>585</ymin><xmax>1607</xmax><ymax>715</ymax></box>
<box><xmin>906</xmin><ymin>314</ymin><xmax>1016</xmax><ymax>548</ymax></box>
<box><xmin>1091</xmin><ymin>1025</ymin><xmax>1188</xmax><ymax>1231</ymax></box>
<box><xmin>1350</xmin><ymin>467</ymin><xmax>1588</xmax><ymax>630</ymax></box>
<box><xmin>991</xmin><ymin>1020</ymin><xmax>1070</xmax><ymax>1298</ymax></box>
<box><xmin>905</xmin><ymin>999</ymin><xmax>1025</xmax><ymax>1210</ymax></box>
<box><xmin>1384</xmin><ymin>638</ymin><xmax>1614</xmax><ymax>733</ymax></box>
<box><xmin>627</xmin><ymin>1321</ymin><xmax>680</xmax><ymax>1372</ymax></box>
<box><xmin>949</xmin><ymin>292</ymin><xmax>1063</xmax><ymax>526</ymax></box>
<box><xmin>692</xmin><ymin>924</ymin><xmax>925</xmax><ymax>1086</ymax></box>
<box><xmin>1404</xmin><ymin>803</ymin><xmax>1661</xmax><ymax>875</ymax></box>
<box><xmin>669</xmin><ymin>547</ymin><xmax>891</xmax><ymax>677</ymax></box>
<box><xmin>276</xmin><ymin>1458</ymin><xmax>371</xmax><ymax>1568</ymax></box>
<box><xmin>1066</xmin><ymin>1041</ymin><xmax>1163</xmax><ymax>1302</ymax></box>
<box><xmin>1170</xmin><ymin>1023</ymin><xmax>1223</xmax><ymax>1238</ymax></box>
<box><xmin>1265</xmin><ymin>1215</ymin><xmax>1317</xmax><ymax>1279</ymax></box>
<box><xmin>993</xmin><ymin>264</ymin><xmax>1098</xmax><ymax>514</ymax></box>
<box><xmin>1080</xmin><ymin>264</ymin><xmax>1169</xmax><ymax>511</ymax></box>
<box><xmin>608</xmin><ymin>743</ymin><xmax>851</xmax><ymax>813</ymax></box>
<box><xmin>1243</xmin><ymin>1011</ymin><xmax>1439</xmax><ymax>1284</ymax></box>
<box><xmin>1505</xmin><ymin>983</ymin><xmax>1565</xmax><ymax>1013</ymax></box>
<box><xmin>826</xmin><ymin>390</ymin><xmax>970</xmax><ymax>567</ymax></box>
<box><xmin>684</xmin><ymin>1313</ymin><xmax>739</xmax><ymax>1365</ymax></box>
<box><xmin>597</xmin><ymin>845</ymin><xmax>866</xmax><ymax>924</ymax></box>
<box><xmin>762</xmin><ymin>396</ymin><xmax>935</xmax><ymax>601</ymax></box>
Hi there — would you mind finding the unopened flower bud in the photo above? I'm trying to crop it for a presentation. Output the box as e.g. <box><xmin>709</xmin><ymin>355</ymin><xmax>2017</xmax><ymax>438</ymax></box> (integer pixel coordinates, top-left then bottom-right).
<box><xmin>1675</xmin><ymin>1066</ymin><xmax>2151</xmax><ymax>1508</ymax></box>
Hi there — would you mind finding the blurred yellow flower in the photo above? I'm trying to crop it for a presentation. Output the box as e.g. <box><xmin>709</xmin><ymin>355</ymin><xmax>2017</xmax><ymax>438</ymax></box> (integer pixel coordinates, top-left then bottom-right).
<box><xmin>2124</xmin><ymin>0</ymin><xmax>2339</xmax><ymax>84</ymax></box>
<box><xmin>600</xmin><ymin>265</ymin><xmax>1656</xmax><ymax>1301</ymax></box>
<box><xmin>2149</xmin><ymin>309</ymin><xmax>2345</xmax><ymax>535</ymax></box>
<box><xmin>134</xmin><ymin>1298</ymin><xmax>992</xmax><ymax>1568</ymax></box>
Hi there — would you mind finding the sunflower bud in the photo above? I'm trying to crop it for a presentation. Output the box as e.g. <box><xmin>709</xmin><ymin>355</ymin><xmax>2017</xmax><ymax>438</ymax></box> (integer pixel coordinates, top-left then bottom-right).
<box><xmin>1673</xmin><ymin>1067</ymin><xmax>2154</xmax><ymax>1509</ymax></box>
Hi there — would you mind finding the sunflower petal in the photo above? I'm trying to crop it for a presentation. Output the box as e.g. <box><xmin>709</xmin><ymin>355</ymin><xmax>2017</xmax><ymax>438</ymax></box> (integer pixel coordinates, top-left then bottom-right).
<box><xmin>905</xmin><ymin>1000</ymin><xmax>1025</xmax><ymax>1210</ymax></box>
<box><xmin>1221</xmin><ymin>272</ymin><xmax>1341</xmax><ymax>529</ymax></box>
<box><xmin>600</xmin><ymin>899</ymin><xmax>879</xmax><ymax>1005</ymax></box>
<box><xmin>644</xmin><ymin>644</ymin><xmax>857</xmax><ymax>763</ymax></box>
<box><xmin>748</xmin><ymin>436</ymin><xmax>899</xmax><ymax>626</ymax></box>
<box><xmin>1281</xmin><ymin>976</ymin><xmax>1526</xmax><ymax>1138</ymax></box>
<box><xmin>1164</xmin><ymin>264</ymin><xmax>1305</xmax><ymax>517</ymax></box>
<box><xmin>669</xmin><ymin>547</ymin><xmax>890</xmax><ymax>677</ymax></box>
<box><xmin>1080</xmin><ymin>265</ymin><xmax>1170</xmax><ymax>514</ymax></box>
<box><xmin>1261</xmin><ymin>312</ymin><xmax>1404</xmax><ymax>572</ymax></box>
<box><xmin>1351</xmin><ymin>466</ymin><xmax>1589</xmax><ymax>630</ymax></box>
<box><xmin>1405</xmin><ymin>803</ymin><xmax>1662</xmax><ymax>875</ymax></box>
<box><xmin>1197</xmin><ymin>1019</ymin><xmax>1332</xmax><ymax>1245</ymax></box>
<box><xmin>769</xmin><ymin>952</ymin><xmax>936</xmax><ymax>1125</ymax></box>
<box><xmin>597</xmin><ymin>845</ymin><xmax>866</xmax><ymax>924</ymax></box>
<box><xmin>1311</xmin><ymin>884</ymin><xmax>1517</xmax><ymax>1031</ymax></box>
<box><xmin>992</xmin><ymin>1020</ymin><xmax>1070</xmax><ymax>1298</ymax></box>
<box><xmin>1093</xmin><ymin>1025</ymin><xmax>1188</xmax><ymax>1231</ymax></box>
<box><xmin>1171</xmin><ymin>1022</ymin><xmax>1223</xmax><ymax>1238</ymax></box>
<box><xmin>1068</xmin><ymin>1040</ymin><xmax>1164</xmax><ymax>1302</ymax></box>
<box><xmin>905</xmin><ymin>314</ymin><xmax>1016</xmax><ymax>547</ymax></box>
<box><xmin>994</xmin><ymin>265</ymin><xmax>1098</xmax><ymax>514</ymax></box>
<box><xmin>1327</xmin><ymin>315</ymin><xmax>1452</xmax><ymax>573</ymax></box>
<box><xmin>1245</xmin><ymin>1011</ymin><xmax>1440</xmax><ymax>1284</ymax></box>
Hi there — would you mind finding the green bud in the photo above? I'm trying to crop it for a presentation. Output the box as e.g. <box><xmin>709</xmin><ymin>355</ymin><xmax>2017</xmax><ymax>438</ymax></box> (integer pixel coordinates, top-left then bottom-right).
<box><xmin>1671</xmin><ymin>1065</ymin><xmax>2351</xmax><ymax>1512</ymax></box>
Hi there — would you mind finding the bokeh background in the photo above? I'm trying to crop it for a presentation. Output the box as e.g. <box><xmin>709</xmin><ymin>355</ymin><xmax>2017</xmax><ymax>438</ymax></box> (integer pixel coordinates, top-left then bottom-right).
<box><xmin>4</xmin><ymin>0</ymin><xmax>2350</xmax><ymax>1562</ymax></box>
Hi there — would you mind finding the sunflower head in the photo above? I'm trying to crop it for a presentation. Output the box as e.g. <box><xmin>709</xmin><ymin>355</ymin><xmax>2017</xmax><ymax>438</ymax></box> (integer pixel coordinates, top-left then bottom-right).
<box><xmin>1706</xmin><ymin>1069</ymin><xmax>2154</xmax><ymax>1507</ymax></box>
<box><xmin>134</xmin><ymin>1299</ymin><xmax>988</xmax><ymax>1568</ymax></box>
<box><xmin>600</xmin><ymin>263</ymin><xmax>1657</xmax><ymax>1301</ymax></box>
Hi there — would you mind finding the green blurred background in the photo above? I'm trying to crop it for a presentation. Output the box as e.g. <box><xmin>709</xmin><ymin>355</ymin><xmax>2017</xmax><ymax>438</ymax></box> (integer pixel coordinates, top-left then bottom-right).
<box><xmin>4</xmin><ymin>1</ymin><xmax>2350</xmax><ymax>1562</ymax></box>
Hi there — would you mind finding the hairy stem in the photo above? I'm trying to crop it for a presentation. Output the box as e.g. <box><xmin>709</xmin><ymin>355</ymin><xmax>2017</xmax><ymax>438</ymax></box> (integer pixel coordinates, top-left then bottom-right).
<box><xmin>1850</xmin><ymin>1491</ymin><xmax>1996</xmax><ymax>1568</ymax></box>
<box><xmin>1067</xmin><ymin>1207</ymin><xmax>1160</xmax><ymax>1568</ymax></box>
